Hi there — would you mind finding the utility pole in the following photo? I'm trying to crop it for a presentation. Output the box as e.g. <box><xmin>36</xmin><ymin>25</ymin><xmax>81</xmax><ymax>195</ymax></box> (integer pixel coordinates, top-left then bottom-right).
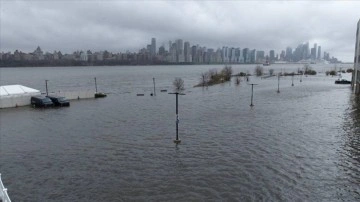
<box><xmin>168</xmin><ymin>92</ymin><xmax>185</xmax><ymax>144</ymax></box>
<box><xmin>248</xmin><ymin>83</ymin><xmax>258</xmax><ymax>107</ymax></box>
<box><xmin>45</xmin><ymin>80</ymin><xmax>49</xmax><ymax>96</ymax></box>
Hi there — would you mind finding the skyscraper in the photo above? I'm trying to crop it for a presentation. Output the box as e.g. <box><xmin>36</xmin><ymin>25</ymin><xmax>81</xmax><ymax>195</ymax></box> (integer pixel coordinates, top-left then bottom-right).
<box><xmin>242</xmin><ymin>48</ymin><xmax>249</xmax><ymax>63</ymax></box>
<box><xmin>269</xmin><ymin>50</ymin><xmax>275</xmax><ymax>63</ymax></box>
<box><xmin>311</xmin><ymin>48</ymin><xmax>316</xmax><ymax>60</ymax></box>
<box><xmin>304</xmin><ymin>42</ymin><xmax>309</xmax><ymax>59</ymax></box>
<box><xmin>285</xmin><ymin>47</ymin><xmax>292</xmax><ymax>62</ymax></box>
<box><xmin>175</xmin><ymin>39</ymin><xmax>184</xmax><ymax>62</ymax></box>
<box><xmin>311</xmin><ymin>43</ymin><xmax>317</xmax><ymax>60</ymax></box>
<box><xmin>353</xmin><ymin>19</ymin><xmax>360</xmax><ymax>93</ymax></box>
<box><xmin>256</xmin><ymin>51</ymin><xmax>265</xmax><ymax>63</ymax></box>
<box><xmin>184</xmin><ymin>41</ymin><xmax>191</xmax><ymax>62</ymax></box>
<box><xmin>151</xmin><ymin>38</ymin><xmax>156</xmax><ymax>56</ymax></box>
<box><xmin>317</xmin><ymin>46</ymin><xmax>321</xmax><ymax>60</ymax></box>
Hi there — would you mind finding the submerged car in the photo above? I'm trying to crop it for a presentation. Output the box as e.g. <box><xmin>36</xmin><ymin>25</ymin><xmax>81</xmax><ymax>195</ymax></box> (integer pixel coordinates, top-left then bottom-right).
<box><xmin>31</xmin><ymin>96</ymin><xmax>54</xmax><ymax>108</ymax></box>
<box><xmin>46</xmin><ymin>95</ymin><xmax>70</xmax><ymax>107</ymax></box>
<box><xmin>335</xmin><ymin>79</ymin><xmax>351</xmax><ymax>84</ymax></box>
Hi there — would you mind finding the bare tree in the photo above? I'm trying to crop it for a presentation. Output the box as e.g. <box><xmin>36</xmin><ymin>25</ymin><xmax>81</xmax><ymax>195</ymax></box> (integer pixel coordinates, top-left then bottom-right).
<box><xmin>254</xmin><ymin>65</ymin><xmax>264</xmax><ymax>76</ymax></box>
<box><xmin>208</xmin><ymin>69</ymin><xmax>218</xmax><ymax>79</ymax></box>
<box><xmin>269</xmin><ymin>69</ymin><xmax>274</xmax><ymax>76</ymax></box>
<box><xmin>173</xmin><ymin>77</ymin><xmax>185</xmax><ymax>93</ymax></box>
<box><xmin>235</xmin><ymin>76</ymin><xmax>241</xmax><ymax>85</ymax></box>
<box><xmin>221</xmin><ymin>65</ymin><xmax>233</xmax><ymax>81</ymax></box>
<box><xmin>200</xmin><ymin>72</ymin><xmax>210</xmax><ymax>86</ymax></box>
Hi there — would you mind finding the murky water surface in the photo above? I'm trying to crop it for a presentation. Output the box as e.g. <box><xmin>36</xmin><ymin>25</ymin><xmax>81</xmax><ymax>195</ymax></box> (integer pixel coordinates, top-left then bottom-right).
<box><xmin>0</xmin><ymin>64</ymin><xmax>359</xmax><ymax>201</ymax></box>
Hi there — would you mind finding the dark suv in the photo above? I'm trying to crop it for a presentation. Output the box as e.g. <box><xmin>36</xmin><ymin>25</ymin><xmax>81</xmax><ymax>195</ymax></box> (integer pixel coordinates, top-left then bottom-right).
<box><xmin>31</xmin><ymin>96</ymin><xmax>54</xmax><ymax>108</ymax></box>
<box><xmin>46</xmin><ymin>95</ymin><xmax>70</xmax><ymax>107</ymax></box>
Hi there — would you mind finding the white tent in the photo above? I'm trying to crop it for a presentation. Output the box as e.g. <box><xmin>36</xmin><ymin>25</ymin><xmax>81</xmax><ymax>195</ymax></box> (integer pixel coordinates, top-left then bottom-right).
<box><xmin>0</xmin><ymin>85</ymin><xmax>41</xmax><ymax>108</ymax></box>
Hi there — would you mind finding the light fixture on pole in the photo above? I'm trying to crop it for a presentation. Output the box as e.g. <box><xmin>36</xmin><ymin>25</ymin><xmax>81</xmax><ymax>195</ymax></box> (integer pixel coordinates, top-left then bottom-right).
<box><xmin>168</xmin><ymin>92</ymin><xmax>185</xmax><ymax>144</ymax></box>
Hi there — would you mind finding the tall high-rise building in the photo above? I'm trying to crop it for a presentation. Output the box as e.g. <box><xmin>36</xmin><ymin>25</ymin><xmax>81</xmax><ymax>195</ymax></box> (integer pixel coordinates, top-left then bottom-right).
<box><xmin>250</xmin><ymin>49</ymin><xmax>256</xmax><ymax>63</ymax></box>
<box><xmin>256</xmin><ymin>51</ymin><xmax>265</xmax><ymax>63</ymax></box>
<box><xmin>184</xmin><ymin>41</ymin><xmax>191</xmax><ymax>62</ymax></box>
<box><xmin>317</xmin><ymin>46</ymin><xmax>321</xmax><ymax>60</ymax></box>
<box><xmin>311</xmin><ymin>43</ymin><xmax>317</xmax><ymax>60</ymax></box>
<box><xmin>168</xmin><ymin>40</ymin><xmax>172</xmax><ymax>52</ymax></box>
<box><xmin>269</xmin><ymin>50</ymin><xmax>275</xmax><ymax>63</ymax></box>
<box><xmin>285</xmin><ymin>47</ymin><xmax>292</xmax><ymax>61</ymax></box>
<box><xmin>222</xmin><ymin>47</ymin><xmax>229</xmax><ymax>63</ymax></box>
<box><xmin>353</xmin><ymin>19</ymin><xmax>360</xmax><ymax>93</ymax></box>
<box><xmin>151</xmin><ymin>38</ymin><xmax>156</xmax><ymax>56</ymax></box>
<box><xmin>158</xmin><ymin>46</ymin><xmax>165</xmax><ymax>56</ymax></box>
<box><xmin>304</xmin><ymin>42</ymin><xmax>309</xmax><ymax>59</ymax></box>
<box><xmin>311</xmin><ymin>48</ymin><xmax>316</xmax><ymax>60</ymax></box>
<box><xmin>242</xmin><ymin>48</ymin><xmax>250</xmax><ymax>63</ymax></box>
<box><xmin>175</xmin><ymin>39</ymin><xmax>184</xmax><ymax>62</ymax></box>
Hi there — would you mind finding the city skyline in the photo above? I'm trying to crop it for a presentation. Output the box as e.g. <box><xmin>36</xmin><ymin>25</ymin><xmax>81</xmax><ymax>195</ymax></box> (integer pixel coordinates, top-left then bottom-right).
<box><xmin>1</xmin><ymin>1</ymin><xmax>359</xmax><ymax>62</ymax></box>
<box><xmin>0</xmin><ymin>37</ymin><xmax>341</xmax><ymax>67</ymax></box>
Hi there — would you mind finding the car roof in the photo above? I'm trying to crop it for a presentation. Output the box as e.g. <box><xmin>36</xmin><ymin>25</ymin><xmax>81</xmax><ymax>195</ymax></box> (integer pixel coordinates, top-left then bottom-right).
<box><xmin>32</xmin><ymin>95</ymin><xmax>48</xmax><ymax>98</ymax></box>
<box><xmin>47</xmin><ymin>95</ymin><xmax>65</xmax><ymax>99</ymax></box>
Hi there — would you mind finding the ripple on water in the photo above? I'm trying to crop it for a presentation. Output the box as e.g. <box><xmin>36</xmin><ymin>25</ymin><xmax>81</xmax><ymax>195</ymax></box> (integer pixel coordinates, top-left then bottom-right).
<box><xmin>0</xmin><ymin>65</ymin><xmax>359</xmax><ymax>201</ymax></box>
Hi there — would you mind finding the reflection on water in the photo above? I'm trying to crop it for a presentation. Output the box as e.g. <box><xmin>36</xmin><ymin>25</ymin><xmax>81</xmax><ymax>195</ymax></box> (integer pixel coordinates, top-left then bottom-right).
<box><xmin>0</xmin><ymin>64</ymin><xmax>359</xmax><ymax>201</ymax></box>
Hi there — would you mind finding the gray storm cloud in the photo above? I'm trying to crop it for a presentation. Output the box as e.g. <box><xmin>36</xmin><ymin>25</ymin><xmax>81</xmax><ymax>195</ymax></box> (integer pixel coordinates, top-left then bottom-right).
<box><xmin>1</xmin><ymin>0</ymin><xmax>359</xmax><ymax>62</ymax></box>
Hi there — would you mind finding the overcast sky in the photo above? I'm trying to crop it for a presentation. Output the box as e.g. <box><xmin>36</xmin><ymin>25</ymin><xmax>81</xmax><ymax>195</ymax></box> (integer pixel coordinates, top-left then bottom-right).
<box><xmin>1</xmin><ymin>0</ymin><xmax>359</xmax><ymax>62</ymax></box>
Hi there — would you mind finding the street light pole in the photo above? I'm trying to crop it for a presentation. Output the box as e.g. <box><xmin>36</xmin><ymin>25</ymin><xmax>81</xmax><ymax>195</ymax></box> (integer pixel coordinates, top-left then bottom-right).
<box><xmin>94</xmin><ymin>77</ymin><xmax>98</xmax><ymax>93</ymax></box>
<box><xmin>248</xmin><ymin>83</ymin><xmax>258</xmax><ymax>107</ymax></box>
<box><xmin>45</xmin><ymin>80</ymin><xmax>49</xmax><ymax>96</ymax></box>
<box><xmin>277</xmin><ymin>74</ymin><xmax>280</xmax><ymax>93</ymax></box>
<box><xmin>153</xmin><ymin>77</ymin><xmax>156</xmax><ymax>96</ymax></box>
<box><xmin>169</xmin><ymin>92</ymin><xmax>185</xmax><ymax>144</ymax></box>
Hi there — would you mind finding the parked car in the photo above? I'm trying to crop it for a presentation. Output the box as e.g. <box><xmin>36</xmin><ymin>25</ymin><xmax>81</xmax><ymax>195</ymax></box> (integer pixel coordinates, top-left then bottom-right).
<box><xmin>46</xmin><ymin>95</ymin><xmax>70</xmax><ymax>107</ymax></box>
<box><xmin>31</xmin><ymin>96</ymin><xmax>54</xmax><ymax>108</ymax></box>
<box><xmin>335</xmin><ymin>79</ymin><xmax>351</xmax><ymax>84</ymax></box>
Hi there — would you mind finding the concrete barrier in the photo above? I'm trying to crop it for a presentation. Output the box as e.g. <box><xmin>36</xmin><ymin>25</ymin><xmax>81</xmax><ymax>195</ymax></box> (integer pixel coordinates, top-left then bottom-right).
<box><xmin>49</xmin><ymin>91</ymin><xmax>95</xmax><ymax>100</ymax></box>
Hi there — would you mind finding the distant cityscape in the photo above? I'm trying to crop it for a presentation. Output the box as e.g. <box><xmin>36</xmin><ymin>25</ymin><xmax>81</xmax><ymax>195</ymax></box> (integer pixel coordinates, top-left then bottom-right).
<box><xmin>0</xmin><ymin>38</ymin><xmax>341</xmax><ymax>67</ymax></box>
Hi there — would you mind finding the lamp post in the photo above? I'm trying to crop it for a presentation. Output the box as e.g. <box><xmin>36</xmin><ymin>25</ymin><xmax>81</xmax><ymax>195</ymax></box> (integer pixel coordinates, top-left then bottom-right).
<box><xmin>45</xmin><ymin>80</ymin><xmax>49</xmax><ymax>96</ymax></box>
<box><xmin>168</xmin><ymin>92</ymin><xmax>185</xmax><ymax>144</ymax></box>
<box><xmin>153</xmin><ymin>77</ymin><xmax>156</xmax><ymax>96</ymax></box>
<box><xmin>94</xmin><ymin>77</ymin><xmax>98</xmax><ymax>93</ymax></box>
<box><xmin>248</xmin><ymin>83</ymin><xmax>258</xmax><ymax>107</ymax></box>
<box><xmin>277</xmin><ymin>74</ymin><xmax>280</xmax><ymax>93</ymax></box>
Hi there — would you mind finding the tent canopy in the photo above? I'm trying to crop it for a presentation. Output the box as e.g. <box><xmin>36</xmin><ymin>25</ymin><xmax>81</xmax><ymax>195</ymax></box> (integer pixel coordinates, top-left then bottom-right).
<box><xmin>0</xmin><ymin>85</ymin><xmax>40</xmax><ymax>97</ymax></box>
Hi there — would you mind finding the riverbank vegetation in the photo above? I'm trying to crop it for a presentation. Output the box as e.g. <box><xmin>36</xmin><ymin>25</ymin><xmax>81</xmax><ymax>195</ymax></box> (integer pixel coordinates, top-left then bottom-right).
<box><xmin>195</xmin><ymin>66</ymin><xmax>233</xmax><ymax>87</ymax></box>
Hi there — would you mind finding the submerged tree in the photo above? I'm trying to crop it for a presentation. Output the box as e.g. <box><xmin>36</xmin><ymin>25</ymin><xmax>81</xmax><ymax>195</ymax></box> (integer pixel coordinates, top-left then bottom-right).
<box><xmin>235</xmin><ymin>76</ymin><xmax>241</xmax><ymax>85</ymax></box>
<box><xmin>199</xmin><ymin>72</ymin><xmax>210</xmax><ymax>87</ymax></box>
<box><xmin>173</xmin><ymin>77</ymin><xmax>185</xmax><ymax>93</ymax></box>
<box><xmin>221</xmin><ymin>65</ymin><xmax>233</xmax><ymax>81</ymax></box>
<box><xmin>304</xmin><ymin>64</ymin><xmax>317</xmax><ymax>75</ymax></box>
<box><xmin>269</xmin><ymin>69</ymin><xmax>274</xmax><ymax>76</ymax></box>
<box><xmin>254</xmin><ymin>65</ymin><xmax>264</xmax><ymax>76</ymax></box>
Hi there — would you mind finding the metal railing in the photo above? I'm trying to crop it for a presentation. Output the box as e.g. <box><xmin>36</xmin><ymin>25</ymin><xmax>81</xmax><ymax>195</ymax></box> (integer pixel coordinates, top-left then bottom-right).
<box><xmin>0</xmin><ymin>173</ymin><xmax>11</xmax><ymax>202</ymax></box>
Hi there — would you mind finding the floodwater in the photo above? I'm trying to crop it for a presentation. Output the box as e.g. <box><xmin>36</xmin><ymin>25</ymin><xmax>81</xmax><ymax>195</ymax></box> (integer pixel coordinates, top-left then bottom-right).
<box><xmin>0</xmin><ymin>64</ymin><xmax>359</xmax><ymax>201</ymax></box>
